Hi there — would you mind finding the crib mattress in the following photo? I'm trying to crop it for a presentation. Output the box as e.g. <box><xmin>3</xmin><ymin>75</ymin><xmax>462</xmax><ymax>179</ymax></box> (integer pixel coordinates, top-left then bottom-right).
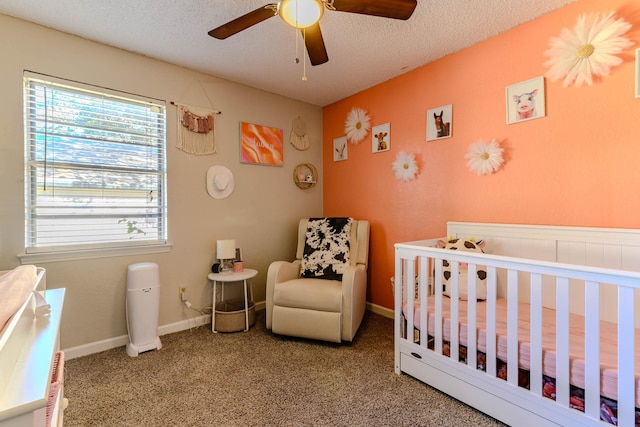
<box><xmin>403</xmin><ymin>297</ymin><xmax>640</xmax><ymax>407</ymax></box>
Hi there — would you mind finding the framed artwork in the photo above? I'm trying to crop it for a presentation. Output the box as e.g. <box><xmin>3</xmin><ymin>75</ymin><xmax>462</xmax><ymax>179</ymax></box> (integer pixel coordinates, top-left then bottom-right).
<box><xmin>636</xmin><ymin>48</ymin><xmax>640</xmax><ymax>98</ymax></box>
<box><xmin>506</xmin><ymin>76</ymin><xmax>546</xmax><ymax>124</ymax></box>
<box><xmin>240</xmin><ymin>122</ymin><xmax>283</xmax><ymax>166</ymax></box>
<box><xmin>333</xmin><ymin>136</ymin><xmax>348</xmax><ymax>161</ymax></box>
<box><xmin>426</xmin><ymin>104</ymin><xmax>452</xmax><ymax>141</ymax></box>
<box><xmin>371</xmin><ymin>123</ymin><xmax>390</xmax><ymax>153</ymax></box>
<box><xmin>235</xmin><ymin>248</ymin><xmax>243</xmax><ymax>262</ymax></box>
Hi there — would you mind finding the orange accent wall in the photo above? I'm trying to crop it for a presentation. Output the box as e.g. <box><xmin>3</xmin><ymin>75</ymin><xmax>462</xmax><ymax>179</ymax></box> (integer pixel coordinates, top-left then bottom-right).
<box><xmin>323</xmin><ymin>0</ymin><xmax>640</xmax><ymax>310</ymax></box>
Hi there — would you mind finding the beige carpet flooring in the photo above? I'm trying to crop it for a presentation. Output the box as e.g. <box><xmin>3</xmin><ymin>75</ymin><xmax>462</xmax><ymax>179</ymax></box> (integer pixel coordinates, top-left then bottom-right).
<box><xmin>63</xmin><ymin>310</ymin><xmax>505</xmax><ymax>426</ymax></box>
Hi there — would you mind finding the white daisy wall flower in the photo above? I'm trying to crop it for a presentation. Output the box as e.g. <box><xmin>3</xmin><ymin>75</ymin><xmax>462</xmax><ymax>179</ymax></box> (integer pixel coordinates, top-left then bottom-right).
<box><xmin>344</xmin><ymin>107</ymin><xmax>371</xmax><ymax>144</ymax></box>
<box><xmin>465</xmin><ymin>139</ymin><xmax>504</xmax><ymax>175</ymax></box>
<box><xmin>392</xmin><ymin>151</ymin><xmax>419</xmax><ymax>182</ymax></box>
<box><xmin>543</xmin><ymin>11</ymin><xmax>633</xmax><ymax>88</ymax></box>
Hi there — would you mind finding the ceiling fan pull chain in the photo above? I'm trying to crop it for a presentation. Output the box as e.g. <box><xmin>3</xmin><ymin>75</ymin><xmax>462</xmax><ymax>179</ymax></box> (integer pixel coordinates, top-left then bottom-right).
<box><xmin>295</xmin><ymin>0</ymin><xmax>304</xmax><ymax>71</ymax></box>
<box><xmin>302</xmin><ymin>28</ymin><xmax>308</xmax><ymax>81</ymax></box>
<box><xmin>294</xmin><ymin>25</ymin><xmax>300</xmax><ymax>64</ymax></box>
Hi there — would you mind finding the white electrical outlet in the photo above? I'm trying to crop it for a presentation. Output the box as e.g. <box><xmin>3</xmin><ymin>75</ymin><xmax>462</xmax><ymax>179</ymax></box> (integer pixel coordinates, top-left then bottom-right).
<box><xmin>179</xmin><ymin>286</ymin><xmax>188</xmax><ymax>301</ymax></box>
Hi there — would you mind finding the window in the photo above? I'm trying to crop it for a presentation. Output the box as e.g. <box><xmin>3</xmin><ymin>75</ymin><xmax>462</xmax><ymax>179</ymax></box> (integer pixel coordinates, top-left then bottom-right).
<box><xmin>23</xmin><ymin>73</ymin><xmax>167</xmax><ymax>257</ymax></box>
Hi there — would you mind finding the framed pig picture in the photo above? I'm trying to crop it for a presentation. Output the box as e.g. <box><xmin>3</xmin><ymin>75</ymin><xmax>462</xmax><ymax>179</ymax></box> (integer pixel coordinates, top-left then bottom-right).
<box><xmin>506</xmin><ymin>77</ymin><xmax>546</xmax><ymax>124</ymax></box>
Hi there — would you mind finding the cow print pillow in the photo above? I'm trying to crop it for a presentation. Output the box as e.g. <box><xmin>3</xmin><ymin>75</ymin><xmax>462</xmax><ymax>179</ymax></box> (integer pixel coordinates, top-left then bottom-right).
<box><xmin>300</xmin><ymin>217</ymin><xmax>352</xmax><ymax>281</ymax></box>
<box><xmin>440</xmin><ymin>238</ymin><xmax>487</xmax><ymax>300</ymax></box>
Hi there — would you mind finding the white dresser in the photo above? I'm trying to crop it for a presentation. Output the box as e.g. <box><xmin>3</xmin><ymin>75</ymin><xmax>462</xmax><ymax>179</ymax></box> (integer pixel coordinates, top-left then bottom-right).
<box><xmin>0</xmin><ymin>268</ymin><xmax>66</xmax><ymax>427</ymax></box>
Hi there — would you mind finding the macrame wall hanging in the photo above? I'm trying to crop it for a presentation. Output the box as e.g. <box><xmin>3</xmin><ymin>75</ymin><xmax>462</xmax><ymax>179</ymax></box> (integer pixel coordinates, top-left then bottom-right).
<box><xmin>175</xmin><ymin>102</ymin><xmax>219</xmax><ymax>155</ymax></box>
<box><xmin>290</xmin><ymin>116</ymin><xmax>310</xmax><ymax>151</ymax></box>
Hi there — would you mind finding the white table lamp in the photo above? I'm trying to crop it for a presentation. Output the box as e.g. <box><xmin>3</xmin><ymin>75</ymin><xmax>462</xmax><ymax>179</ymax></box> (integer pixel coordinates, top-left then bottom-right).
<box><xmin>216</xmin><ymin>239</ymin><xmax>236</xmax><ymax>274</ymax></box>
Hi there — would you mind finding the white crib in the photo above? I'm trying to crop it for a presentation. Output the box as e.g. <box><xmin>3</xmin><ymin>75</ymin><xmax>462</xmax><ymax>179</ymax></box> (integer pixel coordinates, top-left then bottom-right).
<box><xmin>394</xmin><ymin>222</ymin><xmax>640</xmax><ymax>427</ymax></box>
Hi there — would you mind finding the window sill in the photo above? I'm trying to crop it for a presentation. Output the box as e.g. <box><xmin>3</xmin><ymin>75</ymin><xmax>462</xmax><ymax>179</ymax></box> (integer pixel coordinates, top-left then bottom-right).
<box><xmin>18</xmin><ymin>243</ymin><xmax>173</xmax><ymax>264</ymax></box>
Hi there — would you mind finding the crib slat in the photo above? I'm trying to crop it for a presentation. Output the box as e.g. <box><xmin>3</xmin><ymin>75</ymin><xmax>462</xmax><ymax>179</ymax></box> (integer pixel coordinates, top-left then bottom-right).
<box><xmin>467</xmin><ymin>264</ymin><xmax>478</xmax><ymax>370</ymax></box>
<box><xmin>584</xmin><ymin>280</ymin><xmax>600</xmax><ymax>421</ymax></box>
<box><xmin>434</xmin><ymin>260</ymin><xmax>443</xmax><ymax>355</ymax></box>
<box><xmin>451</xmin><ymin>262</ymin><xmax>460</xmax><ymax>362</ymax></box>
<box><xmin>529</xmin><ymin>273</ymin><xmax>543</xmax><ymax>397</ymax></box>
<box><xmin>405</xmin><ymin>258</ymin><xmax>415</xmax><ymax>345</ymax></box>
<box><xmin>394</xmin><ymin>251</ymin><xmax>402</xmax><ymax>374</ymax></box>
<box><xmin>486</xmin><ymin>266</ymin><xmax>497</xmax><ymax>377</ymax></box>
<box><xmin>507</xmin><ymin>269</ymin><xmax>518</xmax><ymax>386</ymax></box>
<box><xmin>618</xmin><ymin>285</ymin><xmax>635</xmax><ymax>427</ymax></box>
<box><xmin>419</xmin><ymin>256</ymin><xmax>429</xmax><ymax>348</ymax></box>
<box><xmin>555</xmin><ymin>277</ymin><xmax>570</xmax><ymax>408</ymax></box>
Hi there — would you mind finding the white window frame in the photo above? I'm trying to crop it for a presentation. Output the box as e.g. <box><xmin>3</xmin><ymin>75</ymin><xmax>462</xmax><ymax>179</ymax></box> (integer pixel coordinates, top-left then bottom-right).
<box><xmin>19</xmin><ymin>72</ymin><xmax>170</xmax><ymax>263</ymax></box>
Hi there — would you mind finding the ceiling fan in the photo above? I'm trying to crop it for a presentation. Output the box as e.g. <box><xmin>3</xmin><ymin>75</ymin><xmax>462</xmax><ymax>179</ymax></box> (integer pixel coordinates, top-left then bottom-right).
<box><xmin>208</xmin><ymin>0</ymin><xmax>417</xmax><ymax>66</ymax></box>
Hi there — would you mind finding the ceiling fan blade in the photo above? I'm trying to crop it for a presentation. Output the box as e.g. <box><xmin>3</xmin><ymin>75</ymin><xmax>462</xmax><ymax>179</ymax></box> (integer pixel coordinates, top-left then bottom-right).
<box><xmin>302</xmin><ymin>23</ymin><xmax>328</xmax><ymax>66</ymax></box>
<box><xmin>331</xmin><ymin>0</ymin><xmax>417</xmax><ymax>20</ymax></box>
<box><xmin>208</xmin><ymin>4</ymin><xmax>277</xmax><ymax>39</ymax></box>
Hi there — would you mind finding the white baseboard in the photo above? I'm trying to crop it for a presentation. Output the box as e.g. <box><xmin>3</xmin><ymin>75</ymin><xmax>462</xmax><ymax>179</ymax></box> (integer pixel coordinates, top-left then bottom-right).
<box><xmin>63</xmin><ymin>300</ymin><xmax>385</xmax><ymax>360</ymax></box>
<box><xmin>64</xmin><ymin>314</ymin><xmax>211</xmax><ymax>360</ymax></box>
<box><xmin>160</xmin><ymin>314</ymin><xmax>212</xmax><ymax>335</ymax></box>
<box><xmin>366</xmin><ymin>302</ymin><xmax>393</xmax><ymax>319</ymax></box>
<box><xmin>64</xmin><ymin>333</ymin><xmax>131</xmax><ymax>360</ymax></box>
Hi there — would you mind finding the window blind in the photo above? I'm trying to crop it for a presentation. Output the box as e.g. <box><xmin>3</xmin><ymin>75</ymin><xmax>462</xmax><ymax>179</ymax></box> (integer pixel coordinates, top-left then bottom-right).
<box><xmin>23</xmin><ymin>73</ymin><xmax>167</xmax><ymax>252</ymax></box>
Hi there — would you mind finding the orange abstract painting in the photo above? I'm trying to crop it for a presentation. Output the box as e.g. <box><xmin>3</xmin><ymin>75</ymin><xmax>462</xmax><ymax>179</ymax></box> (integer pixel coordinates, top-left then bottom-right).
<box><xmin>240</xmin><ymin>122</ymin><xmax>283</xmax><ymax>166</ymax></box>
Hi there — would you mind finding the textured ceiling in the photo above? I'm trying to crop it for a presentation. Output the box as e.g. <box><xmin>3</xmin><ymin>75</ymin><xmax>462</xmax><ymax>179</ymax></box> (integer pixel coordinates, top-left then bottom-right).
<box><xmin>0</xmin><ymin>0</ymin><xmax>576</xmax><ymax>106</ymax></box>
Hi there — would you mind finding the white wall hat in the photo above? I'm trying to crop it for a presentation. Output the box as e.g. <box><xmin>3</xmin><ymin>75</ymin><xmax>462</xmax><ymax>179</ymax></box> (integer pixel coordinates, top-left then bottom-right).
<box><xmin>206</xmin><ymin>165</ymin><xmax>234</xmax><ymax>199</ymax></box>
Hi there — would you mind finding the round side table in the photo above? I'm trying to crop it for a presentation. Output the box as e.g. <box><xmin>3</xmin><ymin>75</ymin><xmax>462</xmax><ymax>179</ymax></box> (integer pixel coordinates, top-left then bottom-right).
<box><xmin>208</xmin><ymin>269</ymin><xmax>257</xmax><ymax>332</ymax></box>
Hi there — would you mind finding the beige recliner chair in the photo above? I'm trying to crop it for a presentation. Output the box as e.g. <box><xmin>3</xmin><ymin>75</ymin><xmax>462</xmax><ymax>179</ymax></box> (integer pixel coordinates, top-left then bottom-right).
<box><xmin>266</xmin><ymin>217</ymin><xmax>370</xmax><ymax>343</ymax></box>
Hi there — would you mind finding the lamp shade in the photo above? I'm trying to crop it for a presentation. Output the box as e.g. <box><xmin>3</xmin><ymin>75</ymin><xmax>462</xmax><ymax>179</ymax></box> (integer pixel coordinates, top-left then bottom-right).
<box><xmin>216</xmin><ymin>239</ymin><xmax>236</xmax><ymax>260</ymax></box>
<box><xmin>278</xmin><ymin>0</ymin><xmax>324</xmax><ymax>29</ymax></box>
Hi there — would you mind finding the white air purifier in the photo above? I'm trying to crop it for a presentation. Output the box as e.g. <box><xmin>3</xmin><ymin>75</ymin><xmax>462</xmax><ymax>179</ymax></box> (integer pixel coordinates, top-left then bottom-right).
<box><xmin>126</xmin><ymin>262</ymin><xmax>162</xmax><ymax>357</ymax></box>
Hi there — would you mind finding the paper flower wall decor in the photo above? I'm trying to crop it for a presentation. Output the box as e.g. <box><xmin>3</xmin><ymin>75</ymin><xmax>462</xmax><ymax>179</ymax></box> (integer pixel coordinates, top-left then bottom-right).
<box><xmin>344</xmin><ymin>107</ymin><xmax>371</xmax><ymax>144</ymax></box>
<box><xmin>543</xmin><ymin>11</ymin><xmax>632</xmax><ymax>88</ymax></box>
<box><xmin>465</xmin><ymin>139</ymin><xmax>504</xmax><ymax>176</ymax></box>
<box><xmin>392</xmin><ymin>151</ymin><xmax>419</xmax><ymax>182</ymax></box>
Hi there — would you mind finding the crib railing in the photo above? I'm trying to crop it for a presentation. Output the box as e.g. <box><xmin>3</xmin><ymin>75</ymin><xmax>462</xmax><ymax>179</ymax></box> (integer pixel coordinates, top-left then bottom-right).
<box><xmin>394</xmin><ymin>240</ymin><xmax>640</xmax><ymax>427</ymax></box>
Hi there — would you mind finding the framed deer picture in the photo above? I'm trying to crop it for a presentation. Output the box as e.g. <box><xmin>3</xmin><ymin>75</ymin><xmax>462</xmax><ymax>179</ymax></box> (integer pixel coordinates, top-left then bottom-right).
<box><xmin>333</xmin><ymin>136</ymin><xmax>348</xmax><ymax>161</ymax></box>
<box><xmin>426</xmin><ymin>104</ymin><xmax>452</xmax><ymax>141</ymax></box>
<box><xmin>506</xmin><ymin>76</ymin><xmax>546</xmax><ymax>124</ymax></box>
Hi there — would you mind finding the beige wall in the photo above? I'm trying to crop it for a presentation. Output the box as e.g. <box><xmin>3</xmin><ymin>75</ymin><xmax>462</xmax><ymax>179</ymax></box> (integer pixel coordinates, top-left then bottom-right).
<box><xmin>0</xmin><ymin>15</ymin><xmax>323</xmax><ymax>349</ymax></box>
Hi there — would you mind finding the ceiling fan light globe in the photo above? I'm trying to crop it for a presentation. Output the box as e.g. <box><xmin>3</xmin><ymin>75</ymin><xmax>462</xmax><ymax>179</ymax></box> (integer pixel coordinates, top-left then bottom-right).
<box><xmin>278</xmin><ymin>0</ymin><xmax>324</xmax><ymax>29</ymax></box>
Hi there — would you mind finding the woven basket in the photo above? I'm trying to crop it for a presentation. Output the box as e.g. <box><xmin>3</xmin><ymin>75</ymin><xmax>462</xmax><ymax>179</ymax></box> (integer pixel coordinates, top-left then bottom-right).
<box><xmin>214</xmin><ymin>299</ymin><xmax>256</xmax><ymax>332</ymax></box>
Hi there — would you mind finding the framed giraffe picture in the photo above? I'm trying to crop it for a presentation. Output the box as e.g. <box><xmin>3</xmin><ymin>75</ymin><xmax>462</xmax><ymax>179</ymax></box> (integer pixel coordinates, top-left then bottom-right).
<box><xmin>371</xmin><ymin>123</ymin><xmax>390</xmax><ymax>153</ymax></box>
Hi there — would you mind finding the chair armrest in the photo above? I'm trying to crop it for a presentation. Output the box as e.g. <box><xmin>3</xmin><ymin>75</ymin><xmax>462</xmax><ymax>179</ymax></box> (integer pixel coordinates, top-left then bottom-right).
<box><xmin>265</xmin><ymin>260</ymin><xmax>301</xmax><ymax>329</ymax></box>
<box><xmin>340</xmin><ymin>265</ymin><xmax>367</xmax><ymax>341</ymax></box>
<box><xmin>341</xmin><ymin>265</ymin><xmax>367</xmax><ymax>300</ymax></box>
